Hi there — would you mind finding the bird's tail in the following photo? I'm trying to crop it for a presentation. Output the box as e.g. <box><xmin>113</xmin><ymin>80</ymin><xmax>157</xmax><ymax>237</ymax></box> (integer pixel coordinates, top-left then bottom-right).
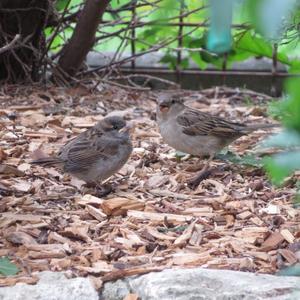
<box><xmin>30</xmin><ymin>157</ymin><xmax>63</xmax><ymax>167</ymax></box>
<box><xmin>241</xmin><ymin>123</ymin><xmax>280</xmax><ymax>133</ymax></box>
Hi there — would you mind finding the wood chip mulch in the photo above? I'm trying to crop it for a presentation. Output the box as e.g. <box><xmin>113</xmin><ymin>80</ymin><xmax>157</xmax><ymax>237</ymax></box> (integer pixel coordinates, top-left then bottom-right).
<box><xmin>0</xmin><ymin>84</ymin><xmax>299</xmax><ymax>289</ymax></box>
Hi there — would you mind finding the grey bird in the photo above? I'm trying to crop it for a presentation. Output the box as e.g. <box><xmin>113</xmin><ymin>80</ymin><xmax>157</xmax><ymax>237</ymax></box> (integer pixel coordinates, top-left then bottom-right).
<box><xmin>156</xmin><ymin>94</ymin><xmax>279</xmax><ymax>187</ymax></box>
<box><xmin>31</xmin><ymin>116</ymin><xmax>133</xmax><ymax>191</ymax></box>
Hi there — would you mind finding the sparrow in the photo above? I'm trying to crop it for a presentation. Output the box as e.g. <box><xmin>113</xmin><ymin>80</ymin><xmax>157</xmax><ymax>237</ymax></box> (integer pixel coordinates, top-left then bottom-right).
<box><xmin>156</xmin><ymin>94</ymin><xmax>279</xmax><ymax>187</ymax></box>
<box><xmin>31</xmin><ymin>116</ymin><xmax>133</xmax><ymax>190</ymax></box>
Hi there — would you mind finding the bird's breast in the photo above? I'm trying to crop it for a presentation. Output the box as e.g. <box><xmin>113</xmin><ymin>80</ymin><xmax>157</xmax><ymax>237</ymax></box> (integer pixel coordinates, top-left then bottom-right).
<box><xmin>158</xmin><ymin>118</ymin><xmax>223</xmax><ymax>156</ymax></box>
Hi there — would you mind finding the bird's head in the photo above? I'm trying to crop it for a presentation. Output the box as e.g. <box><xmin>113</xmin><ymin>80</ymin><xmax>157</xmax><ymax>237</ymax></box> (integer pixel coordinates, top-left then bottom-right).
<box><xmin>157</xmin><ymin>94</ymin><xmax>184</xmax><ymax>118</ymax></box>
<box><xmin>98</xmin><ymin>116</ymin><xmax>128</xmax><ymax>133</ymax></box>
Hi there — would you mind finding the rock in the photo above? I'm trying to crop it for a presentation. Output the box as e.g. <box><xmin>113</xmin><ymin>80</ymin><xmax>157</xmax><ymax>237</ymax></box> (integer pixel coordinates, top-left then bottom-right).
<box><xmin>100</xmin><ymin>268</ymin><xmax>300</xmax><ymax>300</ymax></box>
<box><xmin>0</xmin><ymin>271</ymin><xmax>98</xmax><ymax>300</ymax></box>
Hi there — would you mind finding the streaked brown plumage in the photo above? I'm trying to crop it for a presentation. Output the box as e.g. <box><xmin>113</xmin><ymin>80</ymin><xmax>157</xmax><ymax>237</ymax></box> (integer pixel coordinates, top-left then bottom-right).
<box><xmin>156</xmin><ymin>94</ymin><xmax>279</xmax><ymax>187</ymax></box>
<box><xmin>31</xmin><ymin>116</ymin><xmax>133</xmax><ymax>185</ymax></box>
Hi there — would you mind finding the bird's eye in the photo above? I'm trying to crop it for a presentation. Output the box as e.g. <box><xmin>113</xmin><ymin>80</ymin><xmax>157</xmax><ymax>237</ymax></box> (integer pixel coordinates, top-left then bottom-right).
<box><xmin>171</xmin><ymin>99</ymin><xmax>176</xmax><ymax>104</ymax></box>
<box><xmin>113</xmin><ymin>125</ymin><xmax>119</xmax><ymax>130</ymax></box>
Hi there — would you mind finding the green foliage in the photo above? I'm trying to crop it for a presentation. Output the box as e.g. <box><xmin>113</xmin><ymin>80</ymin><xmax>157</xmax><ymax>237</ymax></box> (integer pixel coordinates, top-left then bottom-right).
<box><xmin>45</xmin><ymin>0</ymin><xmax>300</xmax><ymax>69</ymax></box>
<box><xmin>262</xmin><ymin>77</ymin><xmax>300</xmax><ymax>185</ymax></box>
<box><xmin>0</xmin><ymin>257</ymin><xmax>19</xmax><ymax>276</ymax></box>
<box><xmin>245</xmin><ymin>0</ymin><xmax>297</xmax><ymax>40</ymax></box>
<box><xmin>217</xmin><ymin>152</ymin><xmax>262</xmax><ymax>168</ymax></box>
<box><xmin>55</xmin><ymin>0</ymin><xmax>82</xmax><ymax>12</ymax></box>
<box><xmin>234</xmin><ymin>31</ymin><xmax>290</xmax><ymax>65</ymax></box>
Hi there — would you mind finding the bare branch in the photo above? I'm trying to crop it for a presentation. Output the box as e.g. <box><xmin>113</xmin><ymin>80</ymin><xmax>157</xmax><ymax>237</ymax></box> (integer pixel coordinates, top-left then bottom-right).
<box><xmin>54</xmin><ymin>0</ymin><xmax>111</xmax><ymax>79</ymax></box>
<box><xmin>0</xmin><ymin>34</ymin><xmax>21</xmax><ymax>55</ymax></box>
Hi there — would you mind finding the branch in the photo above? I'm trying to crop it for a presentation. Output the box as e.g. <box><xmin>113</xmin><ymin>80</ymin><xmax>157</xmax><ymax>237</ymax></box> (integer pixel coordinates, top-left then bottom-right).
<box><xmin>0</xmin><ymin>34</ymin><xmax>21</xmax><ymax>55</ymax></box>
<box><xmin>54</xmin><ymin>0</ymin><xmax>111</xmax><ymax>79</ymax></box>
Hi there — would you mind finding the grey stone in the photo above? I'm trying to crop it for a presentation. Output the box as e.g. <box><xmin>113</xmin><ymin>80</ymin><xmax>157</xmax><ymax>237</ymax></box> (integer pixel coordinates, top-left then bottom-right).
<box><xmin>100</xmin><ymin>268</ymin><xmax>300</xmax><ymax>300</ymax></box>
<box><xmin>0</xmin><ymin>271</ymin><xmax>98</xmax><ymax>300</ymax></box>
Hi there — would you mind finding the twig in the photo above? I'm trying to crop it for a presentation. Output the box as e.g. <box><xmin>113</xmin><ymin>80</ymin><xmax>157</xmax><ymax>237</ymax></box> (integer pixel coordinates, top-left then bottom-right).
<box><xmin>112</xmin><ymin>74</ymin><xmax>180</xmax><ymax>89</ymax></box>
<box><xmin>0</xmin><ymin>34</ymin><xmax>21</xmax><ymax>55</ymax></box>
<box><xmin>82</xmin><ymin>21</ymin><xmax>204</xmax><ymax>76</ymax></box>
<box><xmin>40</xmin><ymin>0</ymin><xmax>73</xmax><ymax>66</ymax></box>
<box><xmin>81</xmin><ymin>43</ymin><xmax>167</xmax><ymax>75</ymax></box>
<box><xmin>97</xmin><ymin>78</ymin><xmax>150</xmax><ymax>91</ymax></box>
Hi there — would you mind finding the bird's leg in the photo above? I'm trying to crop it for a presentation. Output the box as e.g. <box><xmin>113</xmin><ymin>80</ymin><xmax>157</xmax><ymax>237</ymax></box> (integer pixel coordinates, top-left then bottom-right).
<box><xmin>184</xmin><ymin>157</ymin><xmax>205</xmax><ymax>172</ymax></box>
<box><xmin>95</xmin><ymin>183</ymin><xmax>113</xmax><ymax>197</ymax></box>
<box><xmin>187</xmin><ymin>154</ymin><xmax>214</xmax><ymax>189</ymax></box>
<box><xmin>83</xmin><ymin>181</ymin><xmax>113</xmax><ymax>197</ymax></box>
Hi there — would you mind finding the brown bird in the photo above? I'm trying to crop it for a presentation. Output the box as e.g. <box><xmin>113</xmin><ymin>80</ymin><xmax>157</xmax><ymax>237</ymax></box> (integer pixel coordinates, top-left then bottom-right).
<box><xmin>156</xmin><ymin>94</ymin><xmax>278</xmax><ymax>187</ymax></box>
<box><xmin>31</xmin><ymin>116</ymin><xmax>133</xmax><ymax>192</ymax></box>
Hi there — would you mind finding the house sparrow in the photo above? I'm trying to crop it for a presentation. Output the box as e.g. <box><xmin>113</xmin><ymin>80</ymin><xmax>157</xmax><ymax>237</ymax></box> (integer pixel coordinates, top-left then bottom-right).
<box><xmin>31</xmin><ymin>116</ymin><xmax>133</xmax><ymax>190</ymax></box>
<box><xmin>156</xmin><ymin>94</ymin><xmax>278</xmax><ymax>187</ymax></box>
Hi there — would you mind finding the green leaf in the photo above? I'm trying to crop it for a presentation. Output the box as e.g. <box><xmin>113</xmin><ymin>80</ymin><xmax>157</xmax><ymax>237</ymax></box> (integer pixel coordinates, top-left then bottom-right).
<box><xmin>0</xmin><ymin>257</ymin><xmax>19</xmax><ymax>276</ymax></box>
<box><xmin>267</xmin><ymin>99</ymin><xmax>289</xmax><ymax>120</ymax></box>
<box><xmin>283</xmin><ymin>77</ymin><xmax>300</xmax><ymax>131</ymax></box>
<box><xmin>184</xmin><ymin>35</ymin><xmax>209</xmax><ymax>69</ymax></box>
<box><xmin>160</xmin><ymin>52</ymin><xmax>177</xmax><ymax>70</ymax></box>
<box><xmin>216</xmin><ymin>151</ymin><xmax>262</xmax><ymax>167</ymax></box>
<box><xmin>264</xmin><ymin>151</ymin><xmax>300</xmax><ymax>184</ymax></box>
<box><xmin>235</xmin><ymin>31</ymin><xmax>291</xmax><ymax>65</ymax></box>
<box><xmin>264</xmin><ymin>157</ymin><xmax>290</xmax><ymax>185</ymax></box>
<box><xmin>190</xmin><ymin>52</ymin><xmax>208</xmax><ymax>69</ymax></box>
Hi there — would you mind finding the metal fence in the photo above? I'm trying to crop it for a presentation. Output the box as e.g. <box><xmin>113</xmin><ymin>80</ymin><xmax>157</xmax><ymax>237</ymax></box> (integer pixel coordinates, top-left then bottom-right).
<box><xmin>56</xmin><ymin>1</ymin><xmax>295</xmax><ymax>94</ymax></box>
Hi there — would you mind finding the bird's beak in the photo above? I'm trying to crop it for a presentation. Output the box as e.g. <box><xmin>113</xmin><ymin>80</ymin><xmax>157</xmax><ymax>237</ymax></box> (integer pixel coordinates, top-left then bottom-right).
<box><xmin>159</xmin><ymin>103</ymin><xmax>170</xmax><ymax>113</ymax></box>
<box><xmin>119</xmin><ymin>122</ymin><xmax>134</xmax><ymax>134</ymax></box>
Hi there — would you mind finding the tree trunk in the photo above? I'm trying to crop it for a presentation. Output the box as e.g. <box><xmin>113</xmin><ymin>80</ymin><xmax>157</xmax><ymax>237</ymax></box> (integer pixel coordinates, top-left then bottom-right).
<box><xmin>0</xmin><ymin>0</ymin><xmax>55</xmax><ymax>83</ymax></box>
<box><xmin>54</xmin><ymin>0</ymin><xmax>110</xmax><ymax>81</ymax></box>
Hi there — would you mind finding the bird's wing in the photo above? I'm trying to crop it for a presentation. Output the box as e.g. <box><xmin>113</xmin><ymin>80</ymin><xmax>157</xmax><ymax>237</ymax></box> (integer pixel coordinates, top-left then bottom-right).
<box><xmin>176</xmin><ymin>108</ymin><xmax>245</xmax><ymax>138</ymax></box>
<box><xmin>60</xmin><ymin>130</ymin><xmax>121</xmax><ymax>173</ymax></box>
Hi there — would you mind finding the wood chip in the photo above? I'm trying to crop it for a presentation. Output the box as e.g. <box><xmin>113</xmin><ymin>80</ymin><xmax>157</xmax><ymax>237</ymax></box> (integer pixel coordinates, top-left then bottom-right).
<box><xmin>24</xmin><ymin>130</ymin><xmax>58</xmax><ymax>138</ymax></box>
<box><xmin>146</xmin><ymin>227</ymin><xmax>176</xmax><ymax>241</ymax></box>
<box><xmin>247</xmin><ymin>251</ymin><xmax>270</xmax><ymax>262</ymax></box>
<box><xmin>102</xmin><ymin>266</ymin><xmax>164</xmax><ymax>282</ymax></box>
<box><xmin>250</xmin><ymin>216</ymin><xmax>264</xmax><ymax>226</ymax></box>
<box><xmin>86</xmin><ymin>205</ymin><xmax>107</xmax><ymax>221</ymax></box>
<box><xmin>26</xmin><ymin>244</ymin><xmax>67</xmax><ymax>259</ymax></box>
<box><xmin>127</xmin><ymin>210</ymin><xmax>193</xmax><ymax>223</ymax></box>
<box><xmin>0</xmin><ymin>276</ymin><xmax>39</xmax><ymax>287</ymax></box>
<box><xmin>75</xmin><ymin>261</ymin><xmax>113</xmax><ymax>274</ymax></box>
<box><xmin>172</xmin><ymin>252</ymin><xmax>211</xmax><ymax>266</ymax></box>
<box><xmin>102</xmin><ymin>198</ymin><xmax>145</xmax><ymax>216</ymax></box>
<box><xmin>60</xmin><ymin>225</ymin><xmax>91</xmax><ymax>242</ymax></box>
<box><xmin>260</xmin><ymin>232</ymin><xmax>285</xmax><ymax>251</ymax></box>
<box><xmin>280</xmin><ymin>229</ymin><xmax>295</xmax><ymax>243</ymax></box>
<box><xmin>12</xmin><ymin>181</ymin><xmax>32</xmax><ymax>192</ymax></box>
<box><xmin>189</xmin><ymin>224</ymin><xmax>203</xmax><ymax>246</ymax></box>
<box><xmin>0</xmin><ymin>164</ymin><xmax>24</xmax><ymax>176</ymax></box>
<box><xmin>5</xmin><ymin>231</ymin><xmax>37</xmax><ymax>245</ymax></box>
<box><xmin>145</xmin><ymin>174</ymin><xmax>169</xmax><ymax>188</ymax></box>
<box><xmin>174</xmin><ymin>221</ymin><xmax>196</xmax><ymax>245</ymax></box>
<box><xmin>76</xmin><ymin>194</ymin><xmax>104</xmax><ymax>206</ymax></box>
<box><xmin>278</xmin><ymin>249</ymin><xmax>298</xmax><ymax>264</ymax></box>
<box><xmin>0</xmin><ymin>85</ymin><xmax>298</xmax><ymax>284</ymax></box>
<box><xmin>0</xmin><ymin>213</ymin><xmax>50</xmax><ymax>228</ymax></box>
<box><xmin>123</xmin><ymin>294</ymin><xmax>139</xmax><ymax>300</ymax></box>
<box><xmin>237</xmin><ymin>211</ymin><xmax>252</xmax><ymax>220</ymax></box>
